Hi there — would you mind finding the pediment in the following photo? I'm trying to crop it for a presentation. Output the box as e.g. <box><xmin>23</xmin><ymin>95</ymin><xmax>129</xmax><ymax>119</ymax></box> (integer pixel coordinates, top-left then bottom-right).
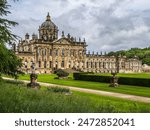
<box><xmin>54</xmin><ymin>38</ymin><xmax>72</xmax><ymax>45</ymax></box>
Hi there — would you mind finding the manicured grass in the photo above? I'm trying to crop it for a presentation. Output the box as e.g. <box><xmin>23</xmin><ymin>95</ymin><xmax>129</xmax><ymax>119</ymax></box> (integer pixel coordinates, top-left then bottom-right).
<box><xmin>0</xmin><ymin>80</ymin><xmax>150</xmax><ymax>113</ymax></box>
<box><xmin>94</xmin><ymin>73</ymin><xmax>150</xmax><ymax>79</ymax></box>
<box><xmin>18</xmin><ymin>74</ymin><xmax>150</xmax><ymax>98</ymax></box>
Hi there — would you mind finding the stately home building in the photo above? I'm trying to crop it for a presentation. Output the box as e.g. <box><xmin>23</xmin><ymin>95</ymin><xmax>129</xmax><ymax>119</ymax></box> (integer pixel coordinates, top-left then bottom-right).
<box><xmin>14</xmin><ymin>13</ymin><xmax>142</xmax><ymax>74</ymax></box>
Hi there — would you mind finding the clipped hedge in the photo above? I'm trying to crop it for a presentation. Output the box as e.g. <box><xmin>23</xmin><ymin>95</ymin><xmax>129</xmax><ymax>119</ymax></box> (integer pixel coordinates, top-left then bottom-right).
<box><xmin>118</xmin><ymin>77</ymin><xmax>150</xmax><ymax>87</ymax></box>
<box><xmin>73</xmin><ymin>73</ymin><xmax>150</xmax><ymax>87</ymax></box>
<box><xmin>55</xmin><ymin>69</ymin><xmax>69</xmax><ymax>78</ymax></box>
<box><xmin>73</xmin><ymin>73</ymin><xmax>110</xmax><ymax>83</ymax></box>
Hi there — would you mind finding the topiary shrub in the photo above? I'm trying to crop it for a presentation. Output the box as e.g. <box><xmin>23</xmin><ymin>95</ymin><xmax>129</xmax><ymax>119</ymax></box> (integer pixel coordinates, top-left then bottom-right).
<box><xmin>55</xmin><ymin>69</ymin><xmax>69</xmax><ymax>78</ymax></box>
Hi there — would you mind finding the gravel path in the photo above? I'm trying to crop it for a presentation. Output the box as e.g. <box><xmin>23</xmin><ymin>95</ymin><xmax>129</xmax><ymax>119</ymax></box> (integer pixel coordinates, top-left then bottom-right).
<box><xmin>3</xmin><ymin>77</ymin><xmax>150</xmax><ymax>103</ymax></box>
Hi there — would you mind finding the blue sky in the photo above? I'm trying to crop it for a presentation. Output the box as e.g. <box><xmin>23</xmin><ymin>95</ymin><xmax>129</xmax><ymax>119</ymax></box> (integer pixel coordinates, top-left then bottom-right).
<box><xmin>7</xmin><ymin>0</ymin><xmax>150</xmax><ymax>52</ymax></box>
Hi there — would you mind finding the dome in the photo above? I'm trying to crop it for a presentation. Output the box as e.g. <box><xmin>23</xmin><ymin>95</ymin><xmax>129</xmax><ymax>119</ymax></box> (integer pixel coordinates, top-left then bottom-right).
<box><xmin>41</xmin><ymin>13</ymin><xmax>57</xmax><ymax>29</ymax></box>
<box><xmin>41</xmin><ymin>21</ymin><xmax>56</xmax><ymax>28</ymax></box>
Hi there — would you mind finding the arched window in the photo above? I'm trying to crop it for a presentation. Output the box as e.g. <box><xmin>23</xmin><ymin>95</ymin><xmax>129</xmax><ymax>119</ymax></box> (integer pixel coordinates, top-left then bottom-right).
<box><xmin>62</xmin><ymin>49</ymin><xmax>64</xmax><ymax>56</ymax></box>
<box><xmin>61</xmin><ymin>60</ymin><xmax>64</xmax><ymax>67</ymax></box>
<box><xmin>44</xmin><ymin>61</ymin><xmax>47</xmax><ymax>68</ymax></box>
<box><xmin>38</xmin><ymin>61</ymin><xmax>41</xmax><ymax>68</ymax></box>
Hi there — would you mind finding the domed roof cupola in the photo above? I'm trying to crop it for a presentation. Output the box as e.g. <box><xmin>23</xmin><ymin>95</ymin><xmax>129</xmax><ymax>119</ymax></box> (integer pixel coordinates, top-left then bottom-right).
<box><xmin>41</xmin><ymin>13</ymin><xmax>57</xmax><ymax>29</ymax></box>
<box><xmin>39</xmin><ymin>13</ymin><xmax>58</xmax><ymax>42</ymax></box>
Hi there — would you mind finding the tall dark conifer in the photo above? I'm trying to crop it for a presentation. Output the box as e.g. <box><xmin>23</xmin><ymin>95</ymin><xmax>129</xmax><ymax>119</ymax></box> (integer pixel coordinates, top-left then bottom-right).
<box><xmin>0</xmin><ymin>0</ymin><xmax>22</xmax><ymax>78</ymax></box>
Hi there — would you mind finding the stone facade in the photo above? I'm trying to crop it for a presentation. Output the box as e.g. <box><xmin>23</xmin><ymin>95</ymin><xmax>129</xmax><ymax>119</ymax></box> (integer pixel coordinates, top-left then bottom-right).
<box><xmin>14</xmin><ymin>13</ymin><xmax>142</xmax><ymax>74</ymax></box>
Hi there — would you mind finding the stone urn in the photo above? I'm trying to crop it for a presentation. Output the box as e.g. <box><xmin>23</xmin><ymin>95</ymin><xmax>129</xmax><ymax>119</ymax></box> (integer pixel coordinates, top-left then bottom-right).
<box><xmin>109</xmin><ymin>72</ymin><xmax>118</xmax><ymax>87</ymax></box>
<box><xmin>27</xmin><ymin>73</ymin><xmax>40</xmax><ymax>89</ymax></box>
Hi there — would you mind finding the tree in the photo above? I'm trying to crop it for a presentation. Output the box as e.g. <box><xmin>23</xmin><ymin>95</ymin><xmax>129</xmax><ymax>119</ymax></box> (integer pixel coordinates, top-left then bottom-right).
<box><xmin>0</xmin><ymin>0</ymin><xmax>18</xmax><ymax>44</ymax></box>
<box><xmin>0</xmin><ymin>0</ymin><xmax>22</xmax><ymax>78</ymax></box>
<box><xmin>0</xmin><ymin>44</ymin><xmax>22</xmax><ymax>78</ymax></box>
<box><xmin>107</xmin><ymin>47</ymin><xmax>150</xmax><ymax>65</ymax></box>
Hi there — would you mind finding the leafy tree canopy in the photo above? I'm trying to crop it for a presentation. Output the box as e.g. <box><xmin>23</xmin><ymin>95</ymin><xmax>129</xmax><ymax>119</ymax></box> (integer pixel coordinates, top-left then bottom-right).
<box><xmin>0</xmin><ymin>44</ymin><xmax>22</xmax><ymax>78</ymax></box>
<box><xmin>107</xmin><ymin>47</ymin><xmax>150</xmax><ymax>65</ymax></box>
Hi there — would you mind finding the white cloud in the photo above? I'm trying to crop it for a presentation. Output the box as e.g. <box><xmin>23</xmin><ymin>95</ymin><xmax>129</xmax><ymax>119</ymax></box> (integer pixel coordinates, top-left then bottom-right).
<box><xmin>7</xmin><ymin>0</ymin><xmax>150</xmax><ymax>52</ymax></box>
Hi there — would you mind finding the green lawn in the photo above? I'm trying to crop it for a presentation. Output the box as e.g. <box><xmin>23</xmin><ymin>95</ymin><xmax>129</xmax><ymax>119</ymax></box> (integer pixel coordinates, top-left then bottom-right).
<box><xmin>18</xmin><ymin>74</ymin><xmax>150</xmax><ymax>98</ymax></box>
<box><xmin>93</xmin><ymin>73</ymin><xmax>150</xmax><ymax>79</ymax></box>
<box><xmin>0</xmin><ymin>80</ymin><xmax>150</xmax><ymax>113</ymax></box>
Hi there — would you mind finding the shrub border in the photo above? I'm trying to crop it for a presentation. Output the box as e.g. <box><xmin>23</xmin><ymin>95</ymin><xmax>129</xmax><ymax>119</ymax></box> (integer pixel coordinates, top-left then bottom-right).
<box><xmin>73</xmin><ymin>73</ymin><xmax>150</xmax><ymax>87</ymax></box>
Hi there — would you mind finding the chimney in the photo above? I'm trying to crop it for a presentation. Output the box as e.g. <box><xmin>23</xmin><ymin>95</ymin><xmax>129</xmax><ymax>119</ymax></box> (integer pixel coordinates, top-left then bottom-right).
<box><xmin>25</xmin><ymin>33</ymin><xmax>30</xmax><ymax>40</ymax></box>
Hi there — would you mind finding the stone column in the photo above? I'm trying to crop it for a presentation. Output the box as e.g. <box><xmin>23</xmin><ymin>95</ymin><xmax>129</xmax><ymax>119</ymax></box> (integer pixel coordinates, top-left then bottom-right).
<box><xmin>27</xmin><ymin>61</ymin><xmax>30</xmax><ymax>69</ymax></box>
<box><xmin>41</xmin><ymin>61</ymin><xmax>44</xmax><ymax>68</ymax></box>
<box><xmin>79</xmin><ymin>61</ymin><xmax>82</xmax><ymax>69</ymax></box>
<box><xmin>58</xmin><ymin>60</ymin><xmax>61</xmax><ymax>68</ymax></box>
<box><xmin>83</xmin><ymin>60</ymin><xmax>86</xmax><ymax>69</ymax></box>
<box><xmin>109</xmin><ymin>62</ymin><xmax>111</xmax><ymax>69</ymax></box>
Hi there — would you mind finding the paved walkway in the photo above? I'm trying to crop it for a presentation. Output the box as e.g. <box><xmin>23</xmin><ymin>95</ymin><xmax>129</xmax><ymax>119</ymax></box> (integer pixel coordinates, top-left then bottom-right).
<box><xmin>3</xmin><ymin>77</ymin><xmax>150</xmax><ymax>103</ymax></box>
